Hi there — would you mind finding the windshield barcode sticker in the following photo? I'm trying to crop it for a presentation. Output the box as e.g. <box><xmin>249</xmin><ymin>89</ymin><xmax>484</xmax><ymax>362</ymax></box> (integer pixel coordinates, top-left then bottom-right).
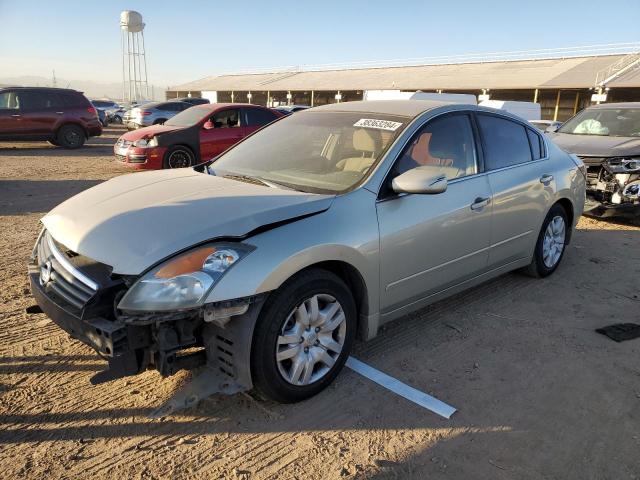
<box><xmin>354</xmin><ymin>118</ymin><xmax>403</xmax><ymax>131</ymax></box>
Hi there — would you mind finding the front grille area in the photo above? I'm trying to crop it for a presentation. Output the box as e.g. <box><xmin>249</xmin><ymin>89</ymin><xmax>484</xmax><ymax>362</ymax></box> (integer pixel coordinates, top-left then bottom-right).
<box><xmin>36</xmin><ymin>231</ymin><xmax>100</xmax><ymax>310</ymax></box>
<box><xmin>115</xmin><ymin>153</ymin><xmax>127</xmax><ymax>162</ymax></box>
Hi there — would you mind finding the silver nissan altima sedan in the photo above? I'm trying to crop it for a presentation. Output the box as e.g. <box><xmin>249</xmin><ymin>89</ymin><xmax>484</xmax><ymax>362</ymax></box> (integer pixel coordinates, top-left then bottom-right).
<box><xmin>29</xmin><ymin>100</ymin><xmax>586</xmax><ymax>404</ymax></box>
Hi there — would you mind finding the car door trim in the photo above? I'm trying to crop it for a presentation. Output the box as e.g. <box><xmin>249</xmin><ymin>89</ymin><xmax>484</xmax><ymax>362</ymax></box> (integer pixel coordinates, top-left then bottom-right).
<box><xmin>385</xmin><ymin>229</ymin><xmax>532</xmax><ymax>291</ymax></box>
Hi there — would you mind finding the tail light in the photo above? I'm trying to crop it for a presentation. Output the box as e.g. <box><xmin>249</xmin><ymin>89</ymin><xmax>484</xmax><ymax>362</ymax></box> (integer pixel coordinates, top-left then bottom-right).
<box><xmin>141</xmin><ymin>111</ymin><xmax>152</xmax><ymax>116</ymax></box>
<box><xmin>87</xmin><ymin>106</ymin><xmax>97</xmax><ymax>115</ymax></box>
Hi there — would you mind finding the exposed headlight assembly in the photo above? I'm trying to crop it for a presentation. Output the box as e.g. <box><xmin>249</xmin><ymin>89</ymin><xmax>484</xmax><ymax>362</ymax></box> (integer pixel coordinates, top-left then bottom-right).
<box><xmin>132</xmin><ymin>137</ymin><xmax>158</xmax><ymax>148</ymax></box>
<box><xmin>604</xmin><ymin>157</ymin><xmax>640</xmax><ymax>173</ymax></box>
<box><xmin>623</xmin><ymin>181</ymin><xmax>640</xmax><ymax>198</ymax></box>
<box><xmin>118</xmin><ymin>243</ymin><xmax>254</xmax><ymax>312</ymax></box>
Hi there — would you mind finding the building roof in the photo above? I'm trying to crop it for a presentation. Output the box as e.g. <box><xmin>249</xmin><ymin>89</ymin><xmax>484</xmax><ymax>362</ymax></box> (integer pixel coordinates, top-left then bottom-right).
<box><xmin>169</xmin><ymin>54</ymin><xmax>640</xmax><ymax>92</ymax></box>
<box><xmin>312</xmin><ymin>99</ymin><xmax>451</xmax><ymax>117</ymax></box>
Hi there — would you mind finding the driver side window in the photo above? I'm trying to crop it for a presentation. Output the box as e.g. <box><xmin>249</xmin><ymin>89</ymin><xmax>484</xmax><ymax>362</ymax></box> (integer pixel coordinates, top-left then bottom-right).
<box><xmin>212</xmin><ymin>109</ymin><xmax>240</xmax><ymax>128</ymax></box>
<box><xmin>393</xmin><ymin>114</ymin><xmax>477</xmax><ymax>180</ymax></box>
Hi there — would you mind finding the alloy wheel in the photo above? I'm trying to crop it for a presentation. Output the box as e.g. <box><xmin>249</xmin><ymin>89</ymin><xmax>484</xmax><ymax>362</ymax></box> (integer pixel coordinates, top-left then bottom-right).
<box><xmin>542</xmin><ymin>215</ymin><xmax>566</xmax><ymax>268</ymax></box>
<box><xmin>276</xmin><ymin>294</ymin><xmax>347</xmax><ymax>386</ymax></box>
<box><xmin>167</xmin><ymin>150</ymin><xmax>192</xmax><ymax>168</ymax></box>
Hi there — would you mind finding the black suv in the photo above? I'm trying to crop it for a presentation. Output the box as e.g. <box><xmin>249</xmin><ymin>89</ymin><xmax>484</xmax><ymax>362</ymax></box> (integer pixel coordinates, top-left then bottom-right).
<box><xmin>0</xmin><ymin>87</ymin><xmax>102</xmax><ymax>148</ymax></box>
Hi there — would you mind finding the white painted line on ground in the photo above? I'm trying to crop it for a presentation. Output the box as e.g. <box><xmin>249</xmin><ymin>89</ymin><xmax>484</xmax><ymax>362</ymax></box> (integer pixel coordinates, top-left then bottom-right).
<box><xmin>346</xmin><ymin>356</ymin><xmax>457</xmax><ymax>419</ymax></box>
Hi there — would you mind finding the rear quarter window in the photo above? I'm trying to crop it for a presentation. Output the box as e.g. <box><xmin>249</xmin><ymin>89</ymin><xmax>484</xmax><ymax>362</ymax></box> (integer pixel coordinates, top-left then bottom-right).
<box><xmin>526</xmin><ymin>128</ymin><xmax>545</xmax><ymax>160</ymax></box>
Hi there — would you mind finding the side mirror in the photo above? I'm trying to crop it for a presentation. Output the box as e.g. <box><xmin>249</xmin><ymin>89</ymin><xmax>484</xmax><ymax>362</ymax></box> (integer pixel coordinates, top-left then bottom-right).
<box><xmin>203</xmin><ymin>120</ymin><xmax>215</xmax><ymax>130</ymax></box>
<box><xmin>392</xmin><ymin>167</ymin><xmax>448</xmax><ymax>194</ymax></box>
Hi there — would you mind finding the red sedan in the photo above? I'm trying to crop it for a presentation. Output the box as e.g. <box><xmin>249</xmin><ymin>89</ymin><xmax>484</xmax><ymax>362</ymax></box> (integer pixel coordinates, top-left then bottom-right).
<box><xmin>114</xmin><ymin>103</ymin><xmax>282</xmax><ymax>169</ymax></box>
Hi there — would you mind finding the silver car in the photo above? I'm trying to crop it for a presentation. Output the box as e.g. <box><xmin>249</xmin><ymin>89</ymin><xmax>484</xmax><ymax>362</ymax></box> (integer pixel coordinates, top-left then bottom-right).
<box><xmin>124</xmin><ymin>101</ymin><xmax>192</xmax><ymax>130</ymax></box>
<box><xmin>29</xmin><ymin>100</ymin><xmax>585</xmax><ymax>405</ymax></box>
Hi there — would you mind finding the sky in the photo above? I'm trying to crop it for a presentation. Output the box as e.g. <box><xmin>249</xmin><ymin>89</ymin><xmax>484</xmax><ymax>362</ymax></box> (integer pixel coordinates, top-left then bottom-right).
<box><xmin>1</xmin><ymin>0</ymin><xmax>639</xmax><ymax>89</ymax></box>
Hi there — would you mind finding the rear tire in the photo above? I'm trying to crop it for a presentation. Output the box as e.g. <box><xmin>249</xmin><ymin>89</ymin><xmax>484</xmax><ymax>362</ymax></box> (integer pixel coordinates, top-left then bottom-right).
<box><xmin>163</xmin><ymin>146</ymin><xmax>194</xmax><ymax>169</ymax></box>
<box><xmin>56</xmin><ymin>124</ymin><xmax>85</xmax><ymax>149</ymax></box>
<box><xmin>251</xmin><ymin>269</ymin><xmax>356</xmax><ymax>403</ymax></box>
<box><xmin>153</xmin><ymin>118</ymin><xmax>167</xmax><ymax>125</ymax></box>
<box><xmin>523</xmin><ymin>204</ymin><xmax>568</xmax><ymax>278</ymax></box>
<box><xmin>112</xmin><ymin>115</ymin><xmax>122</xmax><ymax>124</ymax></box>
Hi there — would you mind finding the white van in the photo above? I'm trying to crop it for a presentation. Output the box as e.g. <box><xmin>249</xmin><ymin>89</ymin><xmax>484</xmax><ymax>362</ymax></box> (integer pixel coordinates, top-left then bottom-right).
<box><xmin>364</xmin><ymin>90</ymin><xmax>477</xmax><ymax>105</ymax></box>
<box><xmin>479</xmin><ymin>100</ymin><xmax>541</xmax><ymax>121</ymax></box>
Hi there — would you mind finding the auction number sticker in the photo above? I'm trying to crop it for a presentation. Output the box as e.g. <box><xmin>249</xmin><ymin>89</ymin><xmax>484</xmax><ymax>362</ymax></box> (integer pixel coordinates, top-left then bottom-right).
<box><xmin>353</xmin><ymin>118</ymin><xmax>403</xmax><ymax>131</ymax></box>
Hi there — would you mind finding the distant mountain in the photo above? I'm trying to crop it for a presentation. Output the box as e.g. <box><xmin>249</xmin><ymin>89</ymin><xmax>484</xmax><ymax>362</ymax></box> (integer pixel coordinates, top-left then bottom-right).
<box><xmin>0</xmin><ymin>75</ymin><xmax>166</xmax><ymax>101</ymax></box>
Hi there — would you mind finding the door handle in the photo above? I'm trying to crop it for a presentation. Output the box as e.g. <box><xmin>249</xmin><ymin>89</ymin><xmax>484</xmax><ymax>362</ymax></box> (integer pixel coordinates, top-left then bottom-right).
<box><xmin>470</xmin><ymin>196</ymin><xmax>491</xmax><ymax>211</ymax></box>
<box><xmin>55</xmin><ymin>111</ymin><xmax>64</xmax><ymax>114</ymax></box>
<box><xmin>539</xmin><ymin>174</ymin><xmax>554</xmax><ymax>185</ymax></box>
<box><xmin>10</xmin><ymin>114</ymin><xmax>21</xmax><ymax>117</ymax></box>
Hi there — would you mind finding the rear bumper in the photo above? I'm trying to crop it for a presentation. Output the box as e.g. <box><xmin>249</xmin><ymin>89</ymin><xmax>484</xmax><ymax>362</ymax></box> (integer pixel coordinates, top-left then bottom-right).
<box><xmin>86</xmin><ymin>122</ymin><xmax>103</xmax><ymax>137</ymax></box>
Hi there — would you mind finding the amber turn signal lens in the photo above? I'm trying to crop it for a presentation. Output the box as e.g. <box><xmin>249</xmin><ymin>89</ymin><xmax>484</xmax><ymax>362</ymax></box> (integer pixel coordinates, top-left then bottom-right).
<box><xmin>155</xmin><ymin>246</ymin><xmax>216</xmax><ymax>279</ymax></box>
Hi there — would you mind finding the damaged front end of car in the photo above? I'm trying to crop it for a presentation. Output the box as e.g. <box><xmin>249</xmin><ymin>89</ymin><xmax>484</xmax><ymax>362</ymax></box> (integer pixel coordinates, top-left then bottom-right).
<box><xmin>582</xmin><ymin>156</ymin><xmax>640</xmax><ymax>217</ymax></box>
<box><xmin>28</xmin><ymin>229</ymin><xmax>265</xmax><ymax>402</ymax></box>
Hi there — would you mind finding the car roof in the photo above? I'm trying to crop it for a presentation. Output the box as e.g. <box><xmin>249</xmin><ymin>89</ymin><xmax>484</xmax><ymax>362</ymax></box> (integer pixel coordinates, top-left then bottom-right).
<box><xmin>312</xmin><ymin>100</ymin><xmax>460</xmax><ymax>118</ymax></box>
<box><xmin>0</xmin><ymin>86</ymin><xmax>82</xmax><ymax>93</ymax></box>
<box><xmin>586</xmin><ymin>102</ymin><xmax>640</xmax><ymax>109</ymax></box>
<box><xmin>190</xmin><ymin>102</ymin><xmax>273</xmax><ymax>111</ymax></box>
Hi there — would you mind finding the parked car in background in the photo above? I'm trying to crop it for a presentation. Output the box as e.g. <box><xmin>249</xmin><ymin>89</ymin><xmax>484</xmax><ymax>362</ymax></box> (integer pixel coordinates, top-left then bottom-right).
<box><xmin>96</xmin><ymin>107</ymin><xmax>109</xmax><ymax>127</ymax></box>
<box><xmin>274</xmin><ymin>105</ymin><xmax>310</xmax><ymax>115</ymax></box>
<box><xmin>91</xmin><ymin>99</ymin><xmax>119</xmax><ymax>114</ymax></box>
<box><xmin>107</xmin><ymin>106</ymin><xmax>126</xmax><ymax>124</ymax></box>
<box><xmin>115</xmin><ymin>103</ymin><xmax>283</xmax><ymax>168</ymax></box>
<box><xmin>550</xmin><ymin>102</ymin><xmax>640</xmax><ymax>217</ymax></box>
<box><xmin>0</xmin><ymin>87</ymin><xmax>102</xmax><ymax>148</ymax></box>
<box><xmin>175</xmin><ymin>97</ymin><xmax>210</xmax><ymax>105</ymax></box>
<box><xmin>530</xmin><ymin>120</ymin><xmax>563</xmax><ymax>132</ymax></box>
<box><xmin>124</xmin><ymin>101</ymin><xmax>192</xmax><ymax>130</ymax></box>
<box><xmin>31</xmin><ymin>100</ymin><xmax>585</xmax><ymax>403</ymax></box>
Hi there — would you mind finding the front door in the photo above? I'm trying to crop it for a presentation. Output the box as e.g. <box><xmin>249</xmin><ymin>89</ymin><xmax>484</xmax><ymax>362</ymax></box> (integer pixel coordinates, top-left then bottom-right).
<box><xmin>200</xmin><ymin>108</ymin><xmax>244</xmax><ymax>160</ymax></box>
<box><xmin>0</xmin><ymin>89</ymin><xmax>26</xmax><ymax>136</ymax></box>
<box><xmin>377</xmin><ymin>113</ymin><xmax>493</xmax><ymax>316</ymax></box>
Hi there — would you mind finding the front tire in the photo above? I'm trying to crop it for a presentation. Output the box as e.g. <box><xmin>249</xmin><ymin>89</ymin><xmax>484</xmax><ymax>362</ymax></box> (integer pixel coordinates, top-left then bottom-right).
<box><xmin>163</xmin><ymin>146</ymin><xmax>195</xmax><ymax>169</ymax></box>
<box><xmin>251</xmin><ymin>269</ymin><xmax>356</xmax><ymax>403</ymax></box>
<box><xmin>56</xmin><ymin>124</ymin><xmax>85</xmax><ymax>149</ymax></box>
<box><xmin>523</xmin><ymin>204</ymin><xmax>568</xmax><ymax>278</ymax></box>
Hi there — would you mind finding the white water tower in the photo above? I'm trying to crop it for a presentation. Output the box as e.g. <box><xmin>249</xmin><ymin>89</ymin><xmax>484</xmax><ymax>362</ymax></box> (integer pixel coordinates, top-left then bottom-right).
<box><xmin>120</xmin><ymin>10</ymin><xmax>150</xmax><ymax>102</ymax></box>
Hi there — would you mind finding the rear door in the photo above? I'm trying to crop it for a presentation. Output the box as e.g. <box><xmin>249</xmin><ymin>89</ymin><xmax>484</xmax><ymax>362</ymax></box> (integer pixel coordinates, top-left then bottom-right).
<box><xmin>199</xmin><ymin>107</ymin><xmax>244</xmax><ymax>160</ymax></box>
<box><xmin>476</xmin><ymin>113</ymin><xmax>553</xmax><ymax>268</ymax></box>
<box><xmin>243</xmin><ymin>106</ymin><xmax>279</xmax><ymax>136</ymax></box>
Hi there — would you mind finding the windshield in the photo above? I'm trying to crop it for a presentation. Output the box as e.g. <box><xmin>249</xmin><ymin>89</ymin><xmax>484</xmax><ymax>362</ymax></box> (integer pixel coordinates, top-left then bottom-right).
<box><xmin>165</xmin><ymin>105</ymin><xmax>210</xmax><ymax>127</ymax></box>
<box><xmin>210</xmin><ymin>111</ymin><xmax>407</xmax><ymax>194</ymax></box>
<box><xmin>559</xmin><ymin>107</ymin><xmax>640</xmax><ymax>137</ymax></box>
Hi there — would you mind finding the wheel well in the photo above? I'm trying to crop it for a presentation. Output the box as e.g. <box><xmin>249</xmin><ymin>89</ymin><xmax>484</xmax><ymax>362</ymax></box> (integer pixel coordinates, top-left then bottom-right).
<box><xmin>169</xmin><ymin>144</ymin><xmax>195</xmax><ymax>157</ymax></box>
<box><xmin>55</xmin><ymin>122</ymin><xmax>88</xmax><ymax>139</ymax></box>
<box><xmin>554</xmin><ymin>198</ymin><xmax>574</xmax><ymax>243</ymax></box>
<box><xmin>296</xmin><ymin>261</ymin><xmax>369</xmax><ymax>339</ymax></box>
<box><xmin>154</xmin><ymin>118</ymin><xmax>167</xmax><ymax>125</ymax></box>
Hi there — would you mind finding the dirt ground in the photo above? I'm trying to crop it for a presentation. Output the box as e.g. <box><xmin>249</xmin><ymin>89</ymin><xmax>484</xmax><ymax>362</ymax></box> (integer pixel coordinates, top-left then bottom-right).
<box><xmin>1</xmin><ymin>127</ymin><xmax>639</xmax><ymax>479</ymax></box>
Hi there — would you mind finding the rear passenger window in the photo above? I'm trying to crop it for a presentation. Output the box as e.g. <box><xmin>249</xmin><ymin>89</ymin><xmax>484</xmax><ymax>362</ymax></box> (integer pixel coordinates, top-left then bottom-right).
<box><xmin>527</xmin><ymin>128</ymin><xmax>544</xmax><ymax>160</ymax></box>
<box><xmin>477</xmin><ymin>114</ymin><xmax>532</xmax><ymax>170</ymax></box>
<box><xmin>245</xmin><ymin>108</ymin><xmax>278</xmax><ymax>127</ymax></box>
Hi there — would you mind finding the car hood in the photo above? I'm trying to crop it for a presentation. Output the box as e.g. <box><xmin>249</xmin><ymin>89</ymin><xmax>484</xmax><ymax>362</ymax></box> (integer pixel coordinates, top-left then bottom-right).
<box><xmin>120</xmin><ymin>124</ymin><xmax>184</xmax><ymax>141</ymax></box>
<box><xmin>550</xmin><ymin>132</ymin><xmax>640</xmax><ymax>158</ymax></box>
<box><xmin>42</xmin><ymin>169</ymin><xmax>334</xmax><ymax>275</ymax></box>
